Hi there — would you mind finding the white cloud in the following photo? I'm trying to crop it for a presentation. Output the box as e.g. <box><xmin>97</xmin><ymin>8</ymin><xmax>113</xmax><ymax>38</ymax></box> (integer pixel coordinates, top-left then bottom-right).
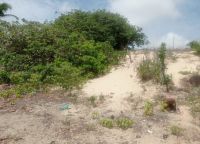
<box><xmin>0</xmin><ymin>0</ymin><xmax>76</xmax><ymax>22</ymax></box>
<box><xmin>59</xmin><ymin>2</ymin><xmax>75</xmax><ymax>13</ymax></box>
<box><xmin>151</xmin><ymin>32</ymin><xmax>189</xmax><ymax>48</ymax></box>
<box><xmin>108</xmin><ymin>0</ymin><xmax>183</xmax><ymax>26</ymax></box>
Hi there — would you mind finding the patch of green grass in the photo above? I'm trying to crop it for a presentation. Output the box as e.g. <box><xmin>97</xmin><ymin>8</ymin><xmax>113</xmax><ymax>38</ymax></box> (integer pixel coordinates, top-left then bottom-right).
<box><xmin>116</xmin><ymin>118</ymin><xmax>134</xmax><ymax>130</ymax></box>
<box><xmin>100</xmin><ymin>118</ymin><xmax>114</xmax><ymax>129</ymax></box>
<box><xmin>170</xmin><ymin>125</ymin><xmax>183</xmax><ymax>136</ymax></box>
<box><xmin>99</xmin><ymin>117</ymin><xmax>135</xmax><ymax>130</ymax></box>
<box><xmin>0</xmin><ymin>83</ymin><xmax>38</xmax><ymax>98</ymax></box>
<box><xmin>144</xmin><ymin>101</ymin><xmax>154</xmax><ymax>116</ymax></box>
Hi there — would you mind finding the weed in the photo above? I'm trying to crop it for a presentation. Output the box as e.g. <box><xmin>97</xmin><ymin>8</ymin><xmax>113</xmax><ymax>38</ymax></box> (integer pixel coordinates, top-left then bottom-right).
<box><xmin>100</xmin><ymin>118</ymin><xmax>114</xmax><ymax>129</ymax></box>
<box><xmin>116</xmin><ymin>118</ymin><xmax>134</xmax><ymax>130</ymax></box>
<box><xmin>187</xmin><ymin>87</ymin><xmax>200</xmax><ymax>118</ymax></box>
<box><xmin>160</xmin><ymin>101</ymin><xmax>168</xmax><ymax>112</ymax></box>
<box><xmin>144</xmin><ymin>101</ymin><xmax>154</xmax><ymax>116</ymax></box>
<box><xmin>92</xmin><ymin>111</ymin><xmax>100</xmax><ymax>120</ymax></box>
<box><xmin>137</xmin><ymin>58</ymin><xmax>160</xmax><ymax>82</ymax></box>
<box><xmin>170</xmin><ymin>125</ymin><xmax>183</xmax><ymax>136</ymax></box>
<box><xmin>88</xmin><ymin>96</ymin><xmax>97</xmax><ymax>107</ymax></box>
<box><xmin>157</xmin><ymin>43</ymin><xmax>171</xmax><ymax>92</ymax></box>
<box><xmin>137</xmin><ymin>44</ymin><xmax>173</xmax><ymax>92</ymax></box>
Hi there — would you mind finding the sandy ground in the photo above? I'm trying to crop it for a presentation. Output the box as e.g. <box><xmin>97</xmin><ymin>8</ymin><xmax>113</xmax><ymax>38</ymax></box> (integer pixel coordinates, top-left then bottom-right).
<box><xmin>0</xmin><ymin>50</ymin><xmax>200</xmax><ymax>144</ymax></box>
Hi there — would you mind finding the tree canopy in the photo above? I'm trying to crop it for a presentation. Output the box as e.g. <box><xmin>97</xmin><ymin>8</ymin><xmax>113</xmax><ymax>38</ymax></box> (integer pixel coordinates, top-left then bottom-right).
<box><xmin>0</xmin><ymin>3</ymin><xmax>18</xmax><ymax>19</ymax></box>
<box><xmin>55</xmin><ymin>10</ymin><xmax>146</xmax><ymax>50</ymax></box>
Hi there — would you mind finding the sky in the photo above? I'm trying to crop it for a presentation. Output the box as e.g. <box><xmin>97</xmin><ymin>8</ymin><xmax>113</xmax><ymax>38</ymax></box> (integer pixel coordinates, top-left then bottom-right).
<box><xmin>1</xmin><ymin>0</ymin><xmax>200</xmax><ymax>48</ymax></box>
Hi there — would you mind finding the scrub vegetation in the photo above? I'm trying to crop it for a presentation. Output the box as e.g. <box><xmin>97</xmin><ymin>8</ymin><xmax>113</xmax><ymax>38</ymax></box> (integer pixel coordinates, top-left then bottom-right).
<box><xmin>0</xmin><ymin>4</ymin><xmax>146</xmax><ymax>98</ymax></box>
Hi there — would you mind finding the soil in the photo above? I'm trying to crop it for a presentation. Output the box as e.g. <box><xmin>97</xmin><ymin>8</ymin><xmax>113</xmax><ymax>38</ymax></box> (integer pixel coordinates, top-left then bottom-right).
<box><xmin>0</xmin><ymin>50</ymin><xmax>200</xmax><ymax>144</ymax></box>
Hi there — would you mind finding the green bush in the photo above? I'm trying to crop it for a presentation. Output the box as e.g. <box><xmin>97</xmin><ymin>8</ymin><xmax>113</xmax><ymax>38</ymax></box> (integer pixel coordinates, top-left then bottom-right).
<box><xmin>10</xmin><ymin>71</ymin><xmax>31</xmax><ymax>84</ymax></box>
<box><xmin>0</xmin><ymin>70</ymin><xmax>11</xmax><ymax>84</ymax></box>
<box><xmin>44</xmin><ymin>61</ymin><xmax>83</xmax><ymax>90</ymax></box>
<box><xmin>54</xmin><ymin>10</ymin><xmax>146</xmax><ymax>50</ymax></box>
<box><xmin>100</xmin><ymin>118</ymin><xmax>114</xmax><ymax>129</ymax></box>
<box><xmin>116</xmin><ymin>118</ymin><xmax>134</xmax><ymax>130</ymax></box>
<box><xmin>188</xmin><ymin>41</ymin><xmax>200</xmax><ymax>55</ymax></box>
<box><xmin>0</xmin><ymin>8</ymin><xmax>146</xmax><ymax>98</ymax></box>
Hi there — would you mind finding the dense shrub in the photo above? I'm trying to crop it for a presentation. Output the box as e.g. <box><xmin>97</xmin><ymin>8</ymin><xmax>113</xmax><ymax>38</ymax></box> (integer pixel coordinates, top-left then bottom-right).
<box><xmin>188</xmin><ymin>41</ymin><xmax>200</xmax><ymax>55</ymax></box>
<box><xmin>54</xmin><ymin>10</ymin><xmax>146</xmax><ymax>50</ymax></box>
<box><xmin>0</xmin><ymin>8</ymin><xmax>146</xmax><ymax>98</ymax></box>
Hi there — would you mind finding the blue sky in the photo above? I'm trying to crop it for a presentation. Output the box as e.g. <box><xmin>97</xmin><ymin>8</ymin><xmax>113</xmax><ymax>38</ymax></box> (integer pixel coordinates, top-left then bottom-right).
<box><xmin>1</xmin><ymin>0</ymin><xmax>200</xmax><ymax>48</ymax></box>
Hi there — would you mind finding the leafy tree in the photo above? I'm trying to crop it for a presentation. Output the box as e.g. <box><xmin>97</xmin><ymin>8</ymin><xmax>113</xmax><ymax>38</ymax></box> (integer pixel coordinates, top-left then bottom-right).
<box><xmin>54</xmin><ymin>10</ymin><xmax>146</xmax><ymax>50</ymax></box>
<box><xmin>0</xmin><ymin>3</ymin><xmax>18</xmax><ymax>19</ymax></box>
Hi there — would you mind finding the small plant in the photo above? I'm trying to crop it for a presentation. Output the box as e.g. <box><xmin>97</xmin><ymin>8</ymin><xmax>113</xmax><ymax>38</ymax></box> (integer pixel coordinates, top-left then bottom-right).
<box><xmin>187</xmin><ymin>87</ymin><xmax>200</xmax><ymax>118</ymax></box>
<box><xmin>157</xmin><ymin>43</ymin><xmax>172</xmax><ymax>92</ymax></box>
<box><xmin>92</xmin><ymin>111</ymin><xmax>100</xmax><ymax>119</ymax></box>
<box><xmin>144</xmin><ymin>101</ymin><xmax>154</xmax><ymax>116</ymax></box>
<box><xmin>100</xmin><ymin>118</ymin><xmax>114</xmax><ymax>129</ymax></box>
<box><xmin>160</xmin><ymin>101</ymin><xmax>168</xmax><ymax>112</ymax></box>
<box><xmin>116</xmin><ymin>118</ymin><xmax>134</xmax><ymax>130</ymax></box>
<box><xmin>88</xmin><ymin>96</ymin><xmax>97</xmax><ymax>107</ymax></box>
<box><xmin>170</xmin><ymin>125</ymin><xmax>183</xmax><ymax>136</ymax></box>
<box><xmin>137</xmin><ymin>58</ymin><xmax>160</xmax><ymax>81</ymax></box>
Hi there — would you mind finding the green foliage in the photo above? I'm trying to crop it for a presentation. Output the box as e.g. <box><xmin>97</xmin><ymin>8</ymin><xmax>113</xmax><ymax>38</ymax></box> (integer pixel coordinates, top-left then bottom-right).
<box><xmin>188</xmin><ymin>41</ymin><xmax>200</xmax><ymax>55</ymax></box>
<box><xmin>116</xmin><ymin>118</ymin><xmax>134</xmax><ymax>130</ymax></box>
<box><xmin>92</xmin><ymin>111</ymin><xmax>100</xmax><ymax>120</ymax></box>
<box><xmin>144</xmin><ymin>101</ymin><xmax>154</xmax><ymax>116</ymax></box>
<box><xmin>0</xmin><ymin>3</ymin><xmax>18</xmax><ymax>20</ymax></box>
<box><xmin>0</xmin><ymin>8</ymin><xmax>146</xmax><ymax>98</ymax></box>
<box><xmin>43</xmin><ymin>61</ymin><xmax>83</xmax><ymax>90</ymax></box>
<box><xmin>0</xmin><ymin>3</ymin><xmax>11</xmax><ymax>16</ymax></box>
<box><xmin>0</xmin><ymin>83</ymin><xmax>38</xmax><ymax>98</ymax></box>
<box><xmin>137</xmin><ymin>43</ymin><xmax>173</xmax><ymax>92</ymax></box>
<box><xmin>54</xmin><ymin>10</ymin><xmax>146</xmax><ymax>50</ymax></box>
<box><xmin>0</xmin><ymin>70</ymin><xmax>11</xmax><ymax>84</ymax></box>
<box><xmin>100</xmin><ymin>118</ymin><xmax>114</xmax><ymax>129</ymax></box>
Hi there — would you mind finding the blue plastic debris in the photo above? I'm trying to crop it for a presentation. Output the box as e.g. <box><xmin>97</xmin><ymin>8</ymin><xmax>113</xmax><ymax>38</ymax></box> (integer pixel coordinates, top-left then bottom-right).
<box><xmin>59</xmin><ymin>103</ymin><xmax>71</xmax><ymax>111</ymax></box>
